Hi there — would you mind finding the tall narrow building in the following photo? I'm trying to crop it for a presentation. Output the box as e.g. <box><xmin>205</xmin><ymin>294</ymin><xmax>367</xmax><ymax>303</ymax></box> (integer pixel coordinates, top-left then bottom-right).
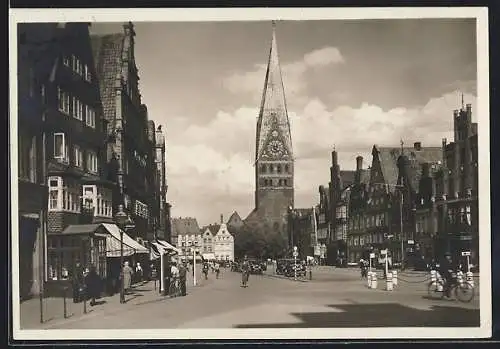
<box><xmin>245</xmin><ymin>22</ymin><xmax>294</xmax><ymax>243</ymax></box>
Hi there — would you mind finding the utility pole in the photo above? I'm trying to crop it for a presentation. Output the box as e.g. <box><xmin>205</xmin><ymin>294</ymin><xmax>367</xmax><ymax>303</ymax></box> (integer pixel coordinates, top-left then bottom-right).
<box><xmin>39</xmin><ymin>110</ymin><xmax>47</xmax><ymax>323</ymax></box>
<box><xmin>400</xmin><ymin>189</ymin><xmax>404</xmax><ymax>269</ymax></box>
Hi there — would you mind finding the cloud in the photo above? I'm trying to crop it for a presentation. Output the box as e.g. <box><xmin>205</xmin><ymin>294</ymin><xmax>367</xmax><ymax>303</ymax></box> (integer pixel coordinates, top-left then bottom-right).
<box><xmin>165</xmin><ymin>89</ymin><xmax>476</xmax><ymax>225</ymax></box>
<box><xmin>222</xmin><ymin>46</ymin><xmax>345</xmax><ymax>98</ymax></box>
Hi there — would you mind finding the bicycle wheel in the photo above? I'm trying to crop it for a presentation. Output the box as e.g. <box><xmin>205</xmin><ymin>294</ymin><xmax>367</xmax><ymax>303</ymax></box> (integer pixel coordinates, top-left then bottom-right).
<box><xmin>455</xmin><ymin>282</ymin><xmax>475</xmax><ymax>303</ymax></box>
<box><xmin>427</xmin><ymin>281</ymin><xmax>444</xmax><ymax>299</ymax></box>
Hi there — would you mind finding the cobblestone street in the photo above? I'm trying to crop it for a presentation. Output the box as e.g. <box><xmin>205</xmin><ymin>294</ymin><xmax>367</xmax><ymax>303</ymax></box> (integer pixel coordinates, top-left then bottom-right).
<box><xmin>20</xmin><ymin>267</ymin><xmax>480</xmax><ymax>329</ymax></box>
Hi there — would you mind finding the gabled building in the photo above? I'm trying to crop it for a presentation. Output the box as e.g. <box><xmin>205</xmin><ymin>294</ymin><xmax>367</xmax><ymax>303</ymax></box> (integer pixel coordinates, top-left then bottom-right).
<box><xmin>91</xmin><ymin>22</ymin><xmax>159</xmax><ymax>241</ymax></box>
<box><xmin>226</xmin><ymin>211</ymin><xmax>244</xmax><ymax>235</ymax></box>
<box><xmin>213</xmin><ymin>220</ymin><xmax>235</xmax><ymax>262</ymax></box>
<box><xmin>171</xmin><ymin>217</ymin><xmax>202</xmax><ymax>259</ymax></box>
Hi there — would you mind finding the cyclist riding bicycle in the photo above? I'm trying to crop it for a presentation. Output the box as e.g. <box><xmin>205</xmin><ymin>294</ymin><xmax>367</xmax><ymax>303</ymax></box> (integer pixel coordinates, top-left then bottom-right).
<box><xmin>439</xmin><ymin>252</ymin><xmax>456</xmax><ymax>298</ymax></box>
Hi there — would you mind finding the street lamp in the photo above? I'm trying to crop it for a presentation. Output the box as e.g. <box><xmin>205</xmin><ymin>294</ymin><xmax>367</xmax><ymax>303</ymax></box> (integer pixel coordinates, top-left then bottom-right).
<box><xmin>114</xmin><ymin>204</ymin><xmax>134</xmax><ymax>304</ymax></box>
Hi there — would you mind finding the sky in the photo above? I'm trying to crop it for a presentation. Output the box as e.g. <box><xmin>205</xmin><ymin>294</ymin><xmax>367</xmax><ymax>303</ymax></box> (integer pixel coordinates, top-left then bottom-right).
<box><xmin>90</xmin><ymin>19</ymin><xmax>477</xmax><ymax>227</ymax></box>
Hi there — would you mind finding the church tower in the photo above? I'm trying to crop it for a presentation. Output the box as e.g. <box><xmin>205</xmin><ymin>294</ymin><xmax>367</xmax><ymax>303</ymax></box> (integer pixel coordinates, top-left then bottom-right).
<box><xmin>245</xmin><ymin>21</ymin><xmax>294</xmax><ymax>241</ymax></box>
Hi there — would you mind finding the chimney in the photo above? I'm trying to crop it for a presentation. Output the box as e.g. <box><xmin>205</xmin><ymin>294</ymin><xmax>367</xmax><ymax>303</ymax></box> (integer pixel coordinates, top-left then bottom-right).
<box><xmin>356</xmin><ymin>156</ymin><xmax>363</xmax><ymax>171</ymax></box>
<box><xmin>414</xmin><ymin>142</ymin><xmax>422</xmax><ymax>151</ymax></box>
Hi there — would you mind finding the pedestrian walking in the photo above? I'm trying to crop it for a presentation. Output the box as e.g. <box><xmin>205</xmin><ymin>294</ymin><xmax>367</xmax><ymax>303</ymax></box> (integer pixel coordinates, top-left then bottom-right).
<box><xmin>215</xmin><ymin>262</ymin><xmax>220</xmax><ymax>279</ymax></box>
<box><xmin>179</xmin><ymin>262</ymin><xmax>187</xmax><ymax>296</ymax></box>
<box><xmin>241</xmin><ymin>256</ymin><xmax>250</xmax><ymax>287</ymax></box>
<box><xmin>122</xmin><ymin>261</ymin><xmax>133</xmax><ymax>294</ymax></box>
<box><xmin>85</xmin><ymin>265</ymin><xmax>101</xmax><ymax>306</ymax></box>
<box><xmin>202</xmin><ymin>262</ymin><xmax>209</xmax><ymax>280</ymax></box>
<box><xmin>135</xmin><ymin>262</ymin><xmax>144</xmax><ymax>283</ymax></box>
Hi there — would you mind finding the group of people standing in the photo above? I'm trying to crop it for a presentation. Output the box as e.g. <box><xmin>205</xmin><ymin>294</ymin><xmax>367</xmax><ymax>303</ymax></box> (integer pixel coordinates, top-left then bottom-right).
<box><xmin>71</xmin><ymin>262</ymin><xmax>101</xmax><ymax>306</ymax></box>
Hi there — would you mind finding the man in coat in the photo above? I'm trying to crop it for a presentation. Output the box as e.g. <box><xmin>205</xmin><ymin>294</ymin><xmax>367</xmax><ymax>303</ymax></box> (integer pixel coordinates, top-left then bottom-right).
<box><xmin>72</xmin><ymin>262</ymin><xmax>84</xmax><ymax>303</ymax></box>
<box><xmin>179</xmin><ymin>261</ymin><xmax>187</xmax><ymax>296</ymax></box>
<box><xmin>122</xmin><ymin>261</ymin><xmax>133</xmax><ymax>294</ymax></box>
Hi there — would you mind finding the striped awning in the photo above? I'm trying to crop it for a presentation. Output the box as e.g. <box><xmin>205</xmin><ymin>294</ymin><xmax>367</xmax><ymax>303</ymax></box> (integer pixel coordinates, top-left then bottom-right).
<box><xmin>156</xmin><ymin>239</ymin><xmax>181</xmax><ymax>254</ymax></box>
<box><xmin>101</xmin><ymin>223</ymin><xmax>149</xmax><ymax>257</ymax></box>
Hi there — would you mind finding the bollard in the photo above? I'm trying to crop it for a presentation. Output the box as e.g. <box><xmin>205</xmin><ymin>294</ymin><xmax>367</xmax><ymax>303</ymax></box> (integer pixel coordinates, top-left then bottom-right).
<box><xmin>63</xmin><ymin>287</ymin><xmax>68</xmax><ymax>319</ymax></box>
<box><xmin>466</xmin><ymin>271</ymin><xmax>474</xmax><ymax>287</ymax></box>
<box><xmin>371</xmin><ymin>272</ymin><xmax>378</xmax><ymax>289</ymax></box>
<box><xmin>386</xmin><ymin>272</ymin><xmax>393</xmax><ymax>291</ymax></box>
<box><xmin>367</xmin><ymin>271</ymin><xmax>372</xmax><ymax>288</ymax></box>
<box><xmin>392</xmin><ymin>270</ymin><xmax>398</xmax><ymax>286</ymax></box>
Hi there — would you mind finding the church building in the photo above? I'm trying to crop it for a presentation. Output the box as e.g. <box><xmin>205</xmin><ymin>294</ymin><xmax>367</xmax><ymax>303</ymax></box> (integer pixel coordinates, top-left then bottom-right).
<box><xmin>244</xmin><ymin>21</ymin><xmax>294</xmax><ymax>245</ymax></box>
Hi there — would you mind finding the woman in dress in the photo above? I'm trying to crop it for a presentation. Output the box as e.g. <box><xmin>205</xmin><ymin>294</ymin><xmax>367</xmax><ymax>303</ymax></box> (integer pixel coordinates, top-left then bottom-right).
<box><xmin>122</xmin><ymin>261</ymin><xmax>133</xmax><ymax>294</ymax></box>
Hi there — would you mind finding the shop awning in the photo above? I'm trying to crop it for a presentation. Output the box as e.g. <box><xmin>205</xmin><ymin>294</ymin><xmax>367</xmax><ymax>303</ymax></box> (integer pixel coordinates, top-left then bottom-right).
<box><xmin>156</xmin><ymin>239</ymin><xmax>181</xmax><ymax>254</ymax></box>
<box><xmin>101</xmin><ymin>223</ymin><xmax>149</xmax><ymax>257</ymax></box>
<box><xmin>58</xmin><ymin>224</ymin><xmax>108</xmax><ymax>238</ymax></box>
<box><xmin>150</xmin><ymin>241</ymin><xmax>179</xmax><ymax>261</ymax></box>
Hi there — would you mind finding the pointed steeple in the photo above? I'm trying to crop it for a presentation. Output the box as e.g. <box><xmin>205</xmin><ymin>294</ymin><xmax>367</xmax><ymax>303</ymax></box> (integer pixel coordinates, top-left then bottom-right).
<box><xmin>255</xmin><ymin>21</ymin><xmax>293</xmax><ymax>162</ymax></box>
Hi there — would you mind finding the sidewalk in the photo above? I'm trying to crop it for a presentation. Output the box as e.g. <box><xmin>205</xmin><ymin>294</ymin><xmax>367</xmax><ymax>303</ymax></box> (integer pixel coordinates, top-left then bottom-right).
<box><xmin>20</xmin><ymin>268</ymin><xmax>207</xmax><ymax>330</ymax></box>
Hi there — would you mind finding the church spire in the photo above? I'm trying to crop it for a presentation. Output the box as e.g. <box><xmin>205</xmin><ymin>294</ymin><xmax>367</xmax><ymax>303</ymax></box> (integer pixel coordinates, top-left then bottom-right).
<box><xmin>255</xmin><ymin>21</ymin><xmax>293</xmax><ymax>162</ymax></box>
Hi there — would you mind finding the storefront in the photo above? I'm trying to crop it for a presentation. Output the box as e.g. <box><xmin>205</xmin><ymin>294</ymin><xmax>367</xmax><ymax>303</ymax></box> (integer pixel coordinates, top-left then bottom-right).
<box><xmin>46</xmin><ymin>223</ymin><xmax>108</xmax><ymax>296</ymax></box>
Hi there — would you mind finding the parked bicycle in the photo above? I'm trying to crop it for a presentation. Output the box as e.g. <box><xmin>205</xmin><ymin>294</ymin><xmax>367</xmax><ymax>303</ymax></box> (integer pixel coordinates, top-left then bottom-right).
<box><xmin>169</xmin><ymin>277</ymin><xmax>181</xmax><ymax>298</ymax></box>
<box><xmin>427</xmin><ymin>270</ymin><xmax>475</xmax><ymax>303</ymax></box>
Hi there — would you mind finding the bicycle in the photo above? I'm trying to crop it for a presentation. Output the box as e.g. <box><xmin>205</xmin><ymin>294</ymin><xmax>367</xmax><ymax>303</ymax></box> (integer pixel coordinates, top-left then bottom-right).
<box><xmin>427</xmin><ymin>272</ymin><xmax>475</xmax><ymax>303</ymax></box>
<box><xmin>169</xmin><ymin>277</ymin><xmax>181</xmax><ymax>298</ymax></box>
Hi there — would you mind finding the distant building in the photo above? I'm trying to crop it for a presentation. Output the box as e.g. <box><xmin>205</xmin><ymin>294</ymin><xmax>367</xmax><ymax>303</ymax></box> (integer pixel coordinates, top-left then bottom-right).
<box><xmin>213</xmin><ymin>222</ymin><xmax>235</xmax><ymax>262</ymax></box>
<box><xmin>171</xmin><ymin>217</ymin><xmax>202</xmax><ymax>260</ymax></box>
<box><xmin>226</xmin><ymin>211</ymin><xmax>244</xmax><ymax>235</ymax></box>
<box><xmin>200</xmin><ymin>225</ymin><xmax>218</xmax><ymax>256</ymax></box>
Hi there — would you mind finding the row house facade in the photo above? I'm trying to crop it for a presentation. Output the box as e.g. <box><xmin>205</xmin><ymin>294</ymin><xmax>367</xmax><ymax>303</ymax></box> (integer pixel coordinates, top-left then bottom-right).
<box><xmin>18</xmin><ymin>23</ymin><xmax>57</xmax><ymax>300</ymax></box>
<box><xmin>91</xmin><ymin>22</ymin><xmax>161</xmax><ymax>242</ymax></box>
<box><xmin>416</xmin><ymin>104</ymin><xmax>479</xmax><ymax>265</ymax></box>
<box><xmin>17</xmin><ymin>23</ymin><xmax>115</xmax><ymax>296</ymax></box>
<box><xmin>155</xmin><ymin>126</ymin><xmax>172</xmax><ymax>242</ymax></box>
<box><xmin>346</xmin><ymin>143</ymin><xmax>442</xmax><ymax>267</ymax></box>
<box><xmin>172</xmin><ymin>217</ymin><xmax>202</xmax><ymax>259</ymax></box>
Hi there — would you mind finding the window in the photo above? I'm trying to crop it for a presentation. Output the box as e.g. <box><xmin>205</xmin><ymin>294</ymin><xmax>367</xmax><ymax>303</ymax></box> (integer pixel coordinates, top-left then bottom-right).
<box><xmin>277</xmin><ymin>165</ymin><xmax>282</xmax><ymax>173</ymax></box>
<box><xmin>285</xmin><ymin>164</ymin><xmax>289</xmax><ymax>173</ymax></box>
<box><xmin>85</xmin><ymin>106</ymin><xmax>95</xmax><ymax>128</ymax></box>
<box><xmin>18</xmin><ymin>131</ymin><xmax>37</xmax><ymax>183</ymax></box>
<box><xmin>47</xmin><ymin>177</ymin><xmax>80</xmax><ymax>213</ymax></box>
<box><xmin>53</xmin><ymin>133</ymin><xmax>69</xmax><ymax>163</ymax></box>
<box><xmin>84</xmin><ymin>65</ymin><xmax>92</xmax><ymax>82</ymax></box>
<box><xmin>57</xmin><ymin>88</ymin><xmax>71</xmax><ymax>114</ymax></box>
<box><xmin>73</xmin><ymin>145</ymin><xmax>83</xmax><ymax>168</ymax></box>
<box><xmin>86</xmin><ymin>150</ymin><xmax>98</xmax><ymax>173</ymax></box>
<box><xmin>72</xmin><ymin>98</ymin><xmax>83</xmax><ymax>121</ymax></box>
<box><xmin>261</xmin><ymin>164</ymin><xmax>266</xmax><ymax>173</ymax></box>
<box><xmin>82</xmin><ymin>185</ymin><xmax>113</xmax><ymax>218</ymax></box>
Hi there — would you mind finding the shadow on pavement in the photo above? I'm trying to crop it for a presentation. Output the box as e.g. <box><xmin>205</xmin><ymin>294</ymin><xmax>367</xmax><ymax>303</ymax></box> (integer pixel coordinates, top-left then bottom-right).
<box><xmin>234</xmin><ymin>303</ymin><xmax>480</xmax><ymax>328</ymax></box>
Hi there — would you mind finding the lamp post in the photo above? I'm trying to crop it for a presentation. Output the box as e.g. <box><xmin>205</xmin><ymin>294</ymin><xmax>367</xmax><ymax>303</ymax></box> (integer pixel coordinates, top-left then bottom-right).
<box><xmin>114</xmin><ymin>204</ymin><xmax>134</xmax><ymax>304</ymax></box>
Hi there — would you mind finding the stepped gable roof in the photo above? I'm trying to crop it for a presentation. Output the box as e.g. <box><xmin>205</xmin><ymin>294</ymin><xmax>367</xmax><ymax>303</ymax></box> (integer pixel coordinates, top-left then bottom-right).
<box><xmin>376</xmin><ymin>145</ymin><xmax>442</xmax><ymax>192</ymax></box>
<box><xmin>171</xmin><ymin>217</ymin><xmax>201</xmax><ymax>236</ymax></box>
<box><xmin>90</xmin><ymin>33</ymin><xmax>125</xmax><ymax>122</ymax></box>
